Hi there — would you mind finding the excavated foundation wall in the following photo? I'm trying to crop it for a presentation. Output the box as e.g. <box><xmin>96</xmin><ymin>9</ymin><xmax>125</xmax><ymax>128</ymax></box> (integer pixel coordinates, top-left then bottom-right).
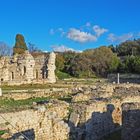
<box><xmin>0</xmin><ymin>101</ymin><xmax>69</xmax><ymax>140</ymax></box>
<box><xmin>1</xmin><ymin>84</ymin><xmax>140</xmax><ymax>140</ymax></box>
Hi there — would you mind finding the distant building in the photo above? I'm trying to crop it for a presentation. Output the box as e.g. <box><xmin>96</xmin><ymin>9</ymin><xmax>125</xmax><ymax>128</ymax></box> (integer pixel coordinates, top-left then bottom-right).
<box><xmin>0</xmin><ymin>51</ymin><xmax>56</xmax><ymax>85</ymax></box>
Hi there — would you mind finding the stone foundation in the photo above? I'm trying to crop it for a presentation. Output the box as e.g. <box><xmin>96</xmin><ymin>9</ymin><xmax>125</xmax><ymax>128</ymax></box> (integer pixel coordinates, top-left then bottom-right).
<box><xmin>1</xmin><ymin>84</ymin><xmax>140</xmax><ymax>139</ymax></box>
<box><xmin>0</xmin><ymin>100</ymin><xmax>69</xmax><ymax>140</ymax></box>
<box><xmin>122</xmin><ymin>102</ymin><xmax>140</xmax><ymax>140</ymax></box>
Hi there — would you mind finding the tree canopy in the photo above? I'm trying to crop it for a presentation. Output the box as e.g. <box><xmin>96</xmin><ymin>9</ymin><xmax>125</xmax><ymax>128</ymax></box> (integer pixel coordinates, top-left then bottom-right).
<box><xmin>13</xmin><ymin>34</ymin><xmax>28</xmax><ymax>55</ymax></box>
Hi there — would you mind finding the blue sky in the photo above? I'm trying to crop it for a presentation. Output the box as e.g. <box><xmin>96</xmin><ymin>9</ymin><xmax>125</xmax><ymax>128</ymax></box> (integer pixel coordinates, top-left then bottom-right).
<box><xmin>0</xmin><ymin>0</ymin><xmax>140</xmax><ymax>52</ymax></box>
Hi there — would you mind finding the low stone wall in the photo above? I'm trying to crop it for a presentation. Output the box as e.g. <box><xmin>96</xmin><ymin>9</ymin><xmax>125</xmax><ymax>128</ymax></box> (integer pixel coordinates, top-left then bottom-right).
<box><xmin>2</xmin><ymin>88</ymin><xmax>72</xmax><ymax>100</ymax></box>
<box><xmin>0</xmin><ymin>100</ymin><xmax>69</xmax><ymax>140</ymax></box>
<box><xmin>1</xmin><ymin>84</ymin><xmax>140</xmax><ymax>139</ymax></box>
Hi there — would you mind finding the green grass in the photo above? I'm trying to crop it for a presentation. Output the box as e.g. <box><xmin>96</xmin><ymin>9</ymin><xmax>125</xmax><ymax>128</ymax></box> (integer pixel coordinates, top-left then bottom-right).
<box><xmin>0</xmin><ymin>130</ymin><xmax>7</xmax><ymax>136</ymax></box>
<box><xmin>0</xmin><ymin>83</ymin><xmax>72</xmax><ymax>92</ymax></box>
<box><xmin>56</xmin><ymin>71</ymin><xmax>72</xmax><ymax>79</ymax></box>
<box><xmin>0</xmin><ymin>130</ymin><xmax>7</xmax><ymax>140</ymax></box>
<box><xmin>0</xmin><ymin>97</ymin><xmax>50</xmax><ymax>113</ymax></box>
<box><xmin>0</xmin><ymin>78</ymin><xmax>105</xmax><ymax>93</ymax></box>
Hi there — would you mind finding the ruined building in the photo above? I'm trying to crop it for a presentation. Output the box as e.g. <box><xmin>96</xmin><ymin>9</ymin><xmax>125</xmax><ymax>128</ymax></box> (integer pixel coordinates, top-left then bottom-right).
<box><xmin>0</xmin><ymin>51</ymin><xmax>56</xmax><ymax>85</ymax></box>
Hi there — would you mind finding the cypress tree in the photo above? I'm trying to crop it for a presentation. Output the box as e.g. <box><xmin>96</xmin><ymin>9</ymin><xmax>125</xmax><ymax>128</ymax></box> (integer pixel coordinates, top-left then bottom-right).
<box><xmin>13</xmin><ymin>34</ymin><xmax>28</xmax><ymax>55</ymax></box>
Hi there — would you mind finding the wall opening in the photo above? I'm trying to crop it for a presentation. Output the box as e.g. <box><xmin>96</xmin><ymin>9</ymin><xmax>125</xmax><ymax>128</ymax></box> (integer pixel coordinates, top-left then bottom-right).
<box><xmin>12</xmin><ymin>72</ymin><xmax>14</xmax><ymax>80</ymax></box>
<box><xmin>24</xmin><ymin>66</ymin><xmax>26</xmax><ymax>75</ymax></box>
<box><xmin>42</xmin><ymin>69</ymin><xmax>45</xmax><ymax>79</ymax></box>
<box><xmin>36</xmin><ymin>70</ymin><xmax>38</xmax><ymax>79</ymax></box>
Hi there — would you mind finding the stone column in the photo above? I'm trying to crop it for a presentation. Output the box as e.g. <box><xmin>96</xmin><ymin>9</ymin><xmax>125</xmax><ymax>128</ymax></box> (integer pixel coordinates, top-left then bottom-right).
<box><xmin>47</xmin><ymin>52</ymin><xmax>56</xmax><ymax>83</ymax></box>
<box><xmin>0</xmin><ymin>88</ymin><xmax>2</xmax><ymax>96</ymax></box>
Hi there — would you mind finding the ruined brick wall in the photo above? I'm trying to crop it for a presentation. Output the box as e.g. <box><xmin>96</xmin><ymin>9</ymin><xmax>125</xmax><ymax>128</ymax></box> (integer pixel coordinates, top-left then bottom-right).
<box><xmin>122</xmin><ymin>102</ymin><xmax>140</xmax><ymax>140</ymax></box>
<box><xmin>0</xmin><ymin>51</ymin><xmax>56</xmax><ymax>85</ymax></box>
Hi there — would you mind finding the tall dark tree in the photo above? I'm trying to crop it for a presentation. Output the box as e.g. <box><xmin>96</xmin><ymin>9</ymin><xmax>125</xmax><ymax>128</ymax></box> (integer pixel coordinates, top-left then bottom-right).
<box><xmin>13</xmin><ymin>34</ymin><xmax>28</xmax><ymax>55</ymax></box>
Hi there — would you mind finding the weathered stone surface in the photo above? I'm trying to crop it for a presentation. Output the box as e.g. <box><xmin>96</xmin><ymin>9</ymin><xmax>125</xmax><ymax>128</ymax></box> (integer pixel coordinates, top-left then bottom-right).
<box><xmin>0</xmin><ymin>100</ymin><xmax>69</xmax><ymax>140</ymax></box>
<box><xmin>122</xmin><ymin>102</ymin><xmax>140</xmax><ymax>140</ymax></box>
<box><xmin>47</xmin><ymin>52</ymin><xmax>56</xmax><ymax>83</ymax></box>
<box><xmin>1</xmin><ymin>84</ymin><xmax>140</xmax><ymax>139</ymax></box>
<box><xmin>0</xmin><ymin>88</ymin><xmax>2</xmax><ymax>96</ymax></box>
<box><xmin>0</xmin><ymin>51</ymin><xmax>56</xmax><ymax>85</ymax></box>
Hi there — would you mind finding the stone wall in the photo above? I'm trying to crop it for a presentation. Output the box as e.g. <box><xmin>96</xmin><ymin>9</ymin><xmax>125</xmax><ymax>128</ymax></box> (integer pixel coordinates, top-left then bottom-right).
<box><xmin>2</xmin><ymin>88</ymin><xmax>72</xmax><ymax>100</ymax></box>
<box><xmin>122</xmin><ymin>102</ymin><xmax>140</xmax><ymax>140</ymax></box>
<box><xmin>1</xmin><ymin>84</ymin><xmax>140</xmax><ymax>139</ymax></box>
<box><xmin>0</xmin><ymin>51</ymin><xmax>56</xmax><ymax>85</ymax></box>
<box><xmin>0</xmin><ymin>100</ymin><xmax>69</xmax><ymax>140</ymax></box>
<box><xmin>69</xmin><ymin>100</ymin><xmax>121</xmax><ymax>140</ymax></box>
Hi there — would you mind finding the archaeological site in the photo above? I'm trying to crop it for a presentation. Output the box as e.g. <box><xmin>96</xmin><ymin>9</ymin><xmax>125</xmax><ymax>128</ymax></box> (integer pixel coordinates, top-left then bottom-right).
<box><xmin>1</xmin><ymin>1</ymin><xmax>140</xmax><ymax>138</ymax></box>
<box><xmin>0</xmin><ymin>51</ymin><xmax>56</xmax><ymax>85</ymax></box>
<box><xmin>0</xmin><ymin>35</ymin><xmax>140</xmax><ymax>140</ymax></box>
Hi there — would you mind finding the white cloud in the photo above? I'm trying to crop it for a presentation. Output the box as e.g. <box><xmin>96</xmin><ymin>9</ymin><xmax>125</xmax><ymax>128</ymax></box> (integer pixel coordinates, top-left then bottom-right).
<box><xmin>50</xmin><ymin>23</ymin><xmax>108</xmax><ymax>43</ymax></box>
<box><xmin>51</xmin><ymin>44</ymin><xmax>82</xmax><ymax>53</ymax></box>
<box><xmin>93</xmin><ymin>25</ymin><xmax>108</xmax><ymax>37</ymax></box>
<box><xmin>67</xmin><ymin>28</ymin><xmax>97</xmax><ymax>43</ymax></box>
<box><xmin>108</xmin><ymin>33</ymin><xmax>134</xmax><ymax>43</ymax></box>
<box><xmin>49</xmin><ymin>29</ymin><xmax>55</xmax><ymax>35</ymax></box>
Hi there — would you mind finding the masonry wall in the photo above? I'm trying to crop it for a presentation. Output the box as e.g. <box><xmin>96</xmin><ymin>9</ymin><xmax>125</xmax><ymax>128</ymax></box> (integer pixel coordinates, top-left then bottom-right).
<box><xmin>69</xmin><ymin>100</ymin><xmax>121</xmax><ymax>140</ymax></box>
<box><xmin>122</xmin><ymin>102</ymin><xmax>140</xmax><ymax>140</ymax></box>
<box><xmin>0</xmin><ymin>51</ymin><xmax>56</xmax><ymax>85</ymax></box>
<box><xmin>1</xmin><ymin>84</ymin><xmax>140</xmax><ymax>139</ymax></box>
<box><xmin>0</xmin><ymin>101</ymin><xmax>70</xmax><ymax>140</ymax></box>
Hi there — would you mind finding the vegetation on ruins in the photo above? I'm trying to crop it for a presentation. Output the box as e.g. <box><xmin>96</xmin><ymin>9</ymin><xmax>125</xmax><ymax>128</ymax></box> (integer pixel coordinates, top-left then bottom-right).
<box><xmin>13</xmin><ymin>34</ymin><xmax>28</xmax><ymax>55</ymax></box>
<box><xmin>55</xmin><ymin>38</ymin><xmax>140</xmax><ymax>78</ymax></box>
<box><xmin>0</xmin><ymin>97</ymin><xmax>50</xmax><ymax>113</ymax></box>
<box><xmin>56</xmin><ymin>46</ymin><xmax>119</xmax><ymax>78</ymax></box>
<box><xmin>2</xmin><ymin>34</ymin><xmax>140</xmax><ymax>79</ymax></box>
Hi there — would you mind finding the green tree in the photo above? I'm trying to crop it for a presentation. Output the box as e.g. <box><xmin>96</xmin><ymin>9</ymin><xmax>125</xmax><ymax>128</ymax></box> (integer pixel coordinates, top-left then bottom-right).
<box><xmin>92</xmin><ymin>46</ymin><xmax>119</xmax><ymax>77</ymax></box>
<box><xmin>63</xmin><ymin>51</ymin><xmax>95</xmax><ymax>78</ymax></box>
<box><xmin>124</xmin><ymin>56</ymin><xmax>140</xmax><ymax>73</ymax></box>
<box><xmin>116</xmin><ymin>40</ymin><xmax>140</xmax><ymax>56</ymax></box>
<box><xmin>13</xmin><ymin>34</ymin><xmax>28</xmax><ymax>54</ymax></box>
<box><xmin>55</xmin><ymin>53</ymin><xmax>65</xmax><ymax>71</ymax></box>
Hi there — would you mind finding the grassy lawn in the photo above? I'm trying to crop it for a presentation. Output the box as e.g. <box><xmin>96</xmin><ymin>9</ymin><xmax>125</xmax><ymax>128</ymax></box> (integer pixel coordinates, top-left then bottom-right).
<box><xmin>0</xmin><ymin>97</ymin><xmax>50</xmax><ymax>113</ymax></box>
<box><xmin>0</xmin><ymin>83</ymin><xmax>72</xmax><ymax>91</ymax></box>
<box><xmin>0</xmin><ymin>78</ymin><xmax>104</xmax><ymax>92</ymax></box>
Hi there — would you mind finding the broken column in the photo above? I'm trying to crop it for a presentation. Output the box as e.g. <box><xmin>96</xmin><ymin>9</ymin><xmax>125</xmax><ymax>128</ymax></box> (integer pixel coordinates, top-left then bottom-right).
<box><xmin>0</xmin><ymin>88</ymin><xmax>2</xmax><ymax>96</ymax></box>
<box><xmin>47</xmin><ymin>52</ymin><xmax>56</xmax><ymax>83</ymax></box>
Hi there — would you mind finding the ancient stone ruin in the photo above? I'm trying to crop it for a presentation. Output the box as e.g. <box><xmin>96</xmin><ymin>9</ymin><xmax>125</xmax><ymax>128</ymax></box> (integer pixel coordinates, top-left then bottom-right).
<box><xmin>47</xmin><ymin>52</ymin><xmax>56</xmax><ymax>83</ymax></box>
<box><xmin>0</xmin><ymin>84</ymin><xmax>140</xmax><ymax>139</ymax></box>
<box><xmin>0</xmin><ymin>51</ymin><xmax>56</xmax><ymax>85</ymax></box>
<box><xmin>122</xmin><ymin>102</ymin><xmax>140</xmax><ymax>140</ymax></box>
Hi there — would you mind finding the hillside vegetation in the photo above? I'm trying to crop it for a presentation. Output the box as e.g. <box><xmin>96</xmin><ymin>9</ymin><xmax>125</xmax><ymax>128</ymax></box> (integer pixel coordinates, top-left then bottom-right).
<box><xmin>56</xmin><ymin>39</ymin><xmax>140</xmax><ymax>78</ymax></box>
